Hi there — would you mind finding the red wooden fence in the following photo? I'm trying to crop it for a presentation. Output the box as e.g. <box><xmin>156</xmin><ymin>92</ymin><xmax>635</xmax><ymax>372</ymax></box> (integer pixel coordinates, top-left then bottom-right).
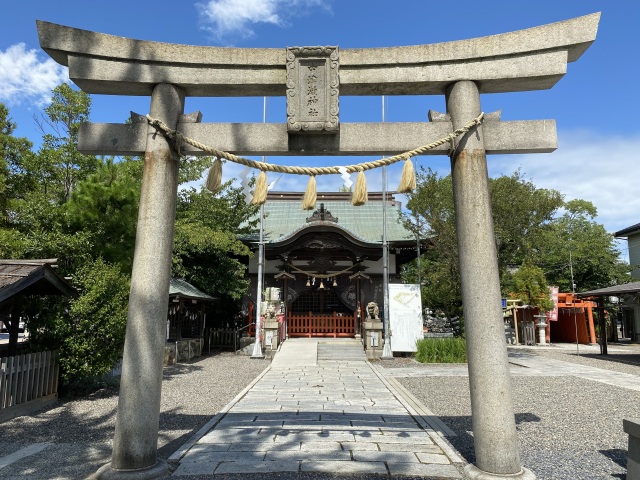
<box><xmin>287</xmin><ymin>312</ymin><xmax>356</xmax><ymax>338</ymax></box>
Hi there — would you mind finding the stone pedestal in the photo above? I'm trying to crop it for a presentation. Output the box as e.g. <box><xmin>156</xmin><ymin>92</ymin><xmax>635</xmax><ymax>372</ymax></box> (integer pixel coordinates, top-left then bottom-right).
<box><xmin>363</xmin><ymin>321</ymin><xmax>383</xmax><ymax>359</ymax></box>
<box><xmin>624</xmin><ymin>418</ymin><xmax>640</xmax><ymax>480</ymax></box>
<box><xmin>263</xmin><ymin>320</ymin><xmax>280</xmax><ymax>351</ymax></box>
<box><xmin>537</xmin><ymin>323</ymin><xmax>547</xmax><ymax>345</ymax></box>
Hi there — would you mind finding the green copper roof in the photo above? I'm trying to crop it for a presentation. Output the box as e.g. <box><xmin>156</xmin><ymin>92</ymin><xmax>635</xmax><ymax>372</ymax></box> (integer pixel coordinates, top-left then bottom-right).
<box><xmin>243</xmin><ymin>193</ymin><xmax>415</xmax><ymax>245</ymax></box>
<box><xmin>169</xmin><ymin>278</ymin><xmax>216</xmax><ymax>301</ymax></box>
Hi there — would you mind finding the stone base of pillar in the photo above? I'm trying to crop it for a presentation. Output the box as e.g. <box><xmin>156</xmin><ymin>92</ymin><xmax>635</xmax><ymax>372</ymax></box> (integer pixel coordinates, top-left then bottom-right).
<box><xmin>89</xmin><ymin>459</ymin><xmax>170</xmax><ymax>479</ymax></box>
<box><xmin>624</xmin><ymin>418</ymin><xmax>640</xmax><ymax>480</ymax></box>
<box><xmin>464</xmin><ymin>464</ymin><xmax>536</xmax><ymax>479</ymax></box>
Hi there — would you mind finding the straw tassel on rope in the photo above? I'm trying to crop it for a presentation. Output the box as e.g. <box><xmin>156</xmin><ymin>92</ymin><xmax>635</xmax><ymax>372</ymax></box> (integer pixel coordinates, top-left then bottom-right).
<box><xmin>205</xmin><ymin>157</ymin><xmax>223</xmax><ymax>192</ymax></box>
<box><xmin>301</xmin><ymin>175</ymin><xmax>317</xmax><ymax>210</ymax></box>
<box><xmin>351</xmin><ymin>170</ymin><xmax>368</xmax><ymax>206</ymax></box>
<box><xmin>397</xmin><ymin>155</ymin><xmax>416</xmax><ymax>193</ymax></box>
<box><xmin>251</xmin><ymin>170</ymin><xmax>268</xmax><ymax>205</ymax></box>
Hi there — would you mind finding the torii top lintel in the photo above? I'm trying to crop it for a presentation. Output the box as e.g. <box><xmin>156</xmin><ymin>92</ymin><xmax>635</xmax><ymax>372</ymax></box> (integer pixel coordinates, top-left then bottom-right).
<box><xmin>36</xmin><ymin>14</ymin><xmax>599</xmax><ymax>157</ymax></box>
<box><xmin>37</xmin><ymin>13</ymin><xmax>599</xmax><ymax>97</ymax></box>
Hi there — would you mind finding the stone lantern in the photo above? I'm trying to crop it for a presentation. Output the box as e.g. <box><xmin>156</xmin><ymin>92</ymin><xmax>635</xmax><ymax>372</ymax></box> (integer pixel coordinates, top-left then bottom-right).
<box><xmin>534</xmin><ymin>314</ymin><xmax>548</xmax><ymax>345</ymax></box>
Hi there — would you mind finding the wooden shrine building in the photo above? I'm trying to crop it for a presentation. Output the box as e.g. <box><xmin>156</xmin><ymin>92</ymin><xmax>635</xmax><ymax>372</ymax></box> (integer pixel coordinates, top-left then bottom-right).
<box><xmin>240</xmin><ymin>191</ymin><xmax>420</xmax><ymax>338</ymax></box>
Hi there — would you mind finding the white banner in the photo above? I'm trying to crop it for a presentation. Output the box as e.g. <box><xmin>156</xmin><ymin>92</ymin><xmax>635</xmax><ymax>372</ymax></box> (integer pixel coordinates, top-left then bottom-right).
<box><xmin>388</xmin><ymin>284</ymin><xmax>423</xmax><ymax>352</ymax></box>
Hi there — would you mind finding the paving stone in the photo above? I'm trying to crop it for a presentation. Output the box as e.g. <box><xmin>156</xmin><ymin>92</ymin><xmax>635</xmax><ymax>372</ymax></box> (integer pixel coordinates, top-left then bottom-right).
<box><xmin>227</xmin><ymin>441</ymin><xmax>280</xmax><ymax>451</ymax></box>
<box><xmin>186</xmin><ymin>443</ymin><xmax>231</xmax><ymax>453</ymax></box>
<box><xmin>355</xmin><ymin>434</ymin><xmax>434</xmax><ymax>444</ymax></box>
<box><xmin>378</xmin><ymin>443</ymin><xmax>443</xmax><ymax>453</ymax></box>
<box><xmin>352</xmin><ymin>450</ymin><xmax>420</xmax><ymax>463</ymax></box>
<box><xmin>340</xmin><ymin>441</ymin><xmax>379</xmax><ymax>451</ymax></box>
<box><xmin>300</xmin><ymin>460</ymin><xmax>387</xmax><ymax>474</ymax></box>
<box><xmin>416</xmin><ymin>452</ymin><xmax>452</xmax><ymax>464</ymax></box>
<box><xmin>214</xmin><ymin>460</ymin><xmax>300</xmax><ymax>474</ymax></box>
<box><xmin>174</xmin><ymin>356</ymin><xmax>467</xmax><ymax>478</ymax></box>
<box><xmin>182</xmin><ymin>450</ymin><xmax>266</xmax><ymax>462</ymax></box>
<box><xmin>300</xmin><ymin>441</ymin><xmax>343</xmax><ymax>451</ymax></box>
<box><xmin>265</xmin><ymin>450</ymin><xmax>351</xmax><ymax>461</ymax></box>
<box><xmin>387</xmin><ymin>462</ymin><xmax>462</xmax><ymax>478</ymax></box>
<box><xmin>274</xmin><ymin>432</ymin><xmax>355</xmax><ymax>443</ymax></box>
<box><xmin>172</xmin><ymin>461</ymin><xmax>219</xmax><ymax>476</ymax></box>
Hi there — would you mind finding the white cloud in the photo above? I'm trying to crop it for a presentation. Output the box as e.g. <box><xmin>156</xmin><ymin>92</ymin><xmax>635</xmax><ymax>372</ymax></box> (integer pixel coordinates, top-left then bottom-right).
<box><xmin>488</xmin><ymin>129</ymin><xmax>640</xmax><ymax>234</ymax></box>
<box><xmin>196</xmin><ymin>0</ymin><xmax>328</xmax><ymax>40</ymax></box>
<box><xmin>0</xmin><ymin>43</ymin><xmax>68</xmax><ymax>106</ymax></box>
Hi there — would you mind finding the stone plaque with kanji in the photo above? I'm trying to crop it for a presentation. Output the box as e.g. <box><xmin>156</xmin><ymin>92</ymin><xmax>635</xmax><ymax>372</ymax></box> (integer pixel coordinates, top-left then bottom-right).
<box><xmin>286</xmin><ymin>46</ymin><xmax>339</xmax><ymax>133</ymax></box>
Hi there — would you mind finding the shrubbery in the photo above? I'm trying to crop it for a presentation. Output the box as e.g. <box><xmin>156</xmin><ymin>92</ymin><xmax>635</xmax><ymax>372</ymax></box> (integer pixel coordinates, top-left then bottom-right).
<box><xmin>415</xmin><ymin>337</ymin><xmax>467</xmax><ymax>363</ymax></box>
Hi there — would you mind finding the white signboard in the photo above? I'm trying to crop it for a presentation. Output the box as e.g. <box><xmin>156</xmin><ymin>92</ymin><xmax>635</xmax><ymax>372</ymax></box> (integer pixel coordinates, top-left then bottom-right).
<box><xmin>388</xmin><ymin>284</ymin><xmax>423</xmax><ymax>352</ymax></box>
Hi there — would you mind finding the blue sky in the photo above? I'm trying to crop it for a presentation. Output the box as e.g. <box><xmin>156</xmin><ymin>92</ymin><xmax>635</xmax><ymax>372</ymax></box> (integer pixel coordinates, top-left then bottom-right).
<box><xmin>1</xmin><ymin>1</ymin><xmax>639</xmax><ymax>260</ymax></box>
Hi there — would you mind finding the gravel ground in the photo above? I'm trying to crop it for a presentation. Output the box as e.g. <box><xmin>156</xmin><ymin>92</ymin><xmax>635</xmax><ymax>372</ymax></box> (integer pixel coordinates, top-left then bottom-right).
<box><xmin>0</xmin><ymin>351</ymin><xmax>269</xmax><ymax>480</ymax></box>
<box><xmin>3</xmin><ymin>345</ymin><xmax>638</xmax><ymax>479</ymax></box>
<box><xmin>398</xmin><ymin>346</ymin><xmax>640</xmax><ymax>480</ymax></box>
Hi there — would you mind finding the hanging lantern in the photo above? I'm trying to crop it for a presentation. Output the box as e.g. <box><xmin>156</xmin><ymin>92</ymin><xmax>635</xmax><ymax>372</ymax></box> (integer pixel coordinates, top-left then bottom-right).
<box><xmin>306</xmin><ymin>277</ymin><xmax>310</xmax><ymax>287</ymax></box>
<box><xmin>319</xmin><ymin>280</ymin><xmax>325</xmax><ymax>290</ymax></box>
<box><xmin>332</xmin><ymin>277</ymin><xmax>337</xmax><ymax>287</ymax></box>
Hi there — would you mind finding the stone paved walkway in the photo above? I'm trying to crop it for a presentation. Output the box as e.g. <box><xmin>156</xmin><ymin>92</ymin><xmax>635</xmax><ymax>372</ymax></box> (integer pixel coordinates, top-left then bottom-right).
<box><xmin>170</xmin><ymin>340</ymin><xmax>463</xmax><ymax>478</ymax></box>
<box><xmin>381</xmin><ymin>348</ymin><xmax>640</xmax><ymax>392</ymax></box>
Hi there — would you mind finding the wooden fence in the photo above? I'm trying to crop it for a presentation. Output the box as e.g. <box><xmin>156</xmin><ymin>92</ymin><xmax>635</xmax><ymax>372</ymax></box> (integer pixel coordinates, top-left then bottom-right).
<box><xmin>208</xmin><ymin>328</ymin><xmax>240</xmax><ymax>349</ymax></box>
<box><xmin>0</xmin><ymin>350</ymin><xmax>59</xmax><ymax>423</ymax></box>
<box><xmin>288</xmin><ymin>312</ymin><xmax>356</xmax><ymax>338</ymax></box>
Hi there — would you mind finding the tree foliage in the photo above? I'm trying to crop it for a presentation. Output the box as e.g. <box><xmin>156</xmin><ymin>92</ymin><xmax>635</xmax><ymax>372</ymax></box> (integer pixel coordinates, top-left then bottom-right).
<box><xmin>65</xmin><ymin>157</ymin><xmax>141</xmax><ymax>273</ymax></box>
<box><xmin>27</xmin><ymin>259</ymin><xmax>129</xmax><ymax>382</ymax></box>
<box><xmin>1</xmin><ymin>86</ymin><xmax>261</xmax><ymax>382</ymax></box>
<box><xmin>535</xmin><ymin>199</ymin><xmax>630</xmax><ymax>292</ymax></box>
<box><xmin>173</xmin><ymin>183</ymin><xmax>257</xmax><ymax>300</ymax></box>
<box><xmin>402</xmin><ymin>167</ymin><xmax>629</xmax><ymax>318</ymax></box>
<box><xmin>35</xmin><ymin>83</ymin><xmax>99</xmax><ymax>202</ymax></box>
<box><xmin>503</xmin><ymin>263</ymin><xmax>554</xmax><ymax>312</ymax></box>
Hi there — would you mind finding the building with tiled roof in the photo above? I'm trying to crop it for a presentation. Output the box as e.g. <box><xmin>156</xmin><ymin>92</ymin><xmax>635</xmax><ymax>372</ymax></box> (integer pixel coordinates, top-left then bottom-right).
<box><xmin>240</xmin><ymin>192</ymin><xmax>422</xmax><ymax>339</ymax></box>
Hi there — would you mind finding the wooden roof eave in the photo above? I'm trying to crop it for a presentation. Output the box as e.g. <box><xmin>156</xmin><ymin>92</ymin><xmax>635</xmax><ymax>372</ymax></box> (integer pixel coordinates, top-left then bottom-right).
<box><xmin>0</xmin><ymin>265</ymin><xmax>77</xmax><ymax>306</ymax></box>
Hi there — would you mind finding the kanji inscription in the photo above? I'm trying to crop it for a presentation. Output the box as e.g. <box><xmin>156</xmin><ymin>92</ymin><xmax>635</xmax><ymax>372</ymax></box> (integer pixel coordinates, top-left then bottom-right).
<box><xmin>286</xmin><ymin>46</ymin><xmax>339</xmax><ymax>133</ymax></box>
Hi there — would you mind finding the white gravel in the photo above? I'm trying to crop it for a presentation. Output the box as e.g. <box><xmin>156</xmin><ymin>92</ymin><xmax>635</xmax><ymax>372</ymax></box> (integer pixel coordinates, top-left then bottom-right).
<box><xmin>0</xmin><ymin>351</ymin><xmax>269</xmax><ymax>479</ymax></box>
<box><xmin>2</xmin><ymin>345</ymin><xmax>639</xmax><ymax>479</ymax></box>
<box><xmin>398</xmin><ymin>347</ymin><xmax>640</xmax><ymax>480</ymax></box>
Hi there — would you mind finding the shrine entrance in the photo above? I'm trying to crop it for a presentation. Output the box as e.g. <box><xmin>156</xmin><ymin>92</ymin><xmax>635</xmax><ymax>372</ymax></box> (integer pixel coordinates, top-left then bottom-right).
<box><xmin>288</xmin><ymin>287</ymin><xmax>356</xmax><ymax>338</ymax></box>
<box><xmin>36</xmin><ymin>13</ymin><xmax>600</xmax><ymax>480</ymax></box>
<box><xmin>242</xmin><ymin>192</ymin><xmax>420</xmax><ymax>340</ymax></box>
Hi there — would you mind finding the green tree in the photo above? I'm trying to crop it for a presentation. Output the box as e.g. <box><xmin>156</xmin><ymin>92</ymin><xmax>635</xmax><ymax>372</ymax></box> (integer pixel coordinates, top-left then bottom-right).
<box><xmin>35</xmin><ymin>83</ymin><xmax>99</xmax><ymax>202</ymax></box>
<box><xmin>402</xmin><ymin>168</ymin><xmax>625</xmax><ymax>315</ymax></box>
<box><xmin>65</xmin><ymin>157</ymin><xmax>142</xmax><ymax>273</ymax></box>
<box><xmin>173</xmin><ymin>182</ymin><xmax>258</xmax><ymax>300</ymax></box>
<box><xmin>490</xmin><ymin>171</ymin><xmax>563</xmax><ymax>273</ymax></box>
<box><xmin>27</xmin><ymin>259</ymin><xmax>130</xmax><ymax>382</ymax></box>
<box><xmin>504</xmin><ymin>263</ymin><xmax>555</xmax><ymax>312</ymax></box>
<box><xmin>402</xmin><ymin>169</ymin><xmax>461</xmax><ymax>317</ymax></box>
<box><xmin>403</xmin><ymin>168</ymin><xmax>562</xmax><ymax>317</ymax></box>
<box><xmin>0</xmin><ymin>103</ymin><xmax>35</xmax><ymax>221</ymax></box>
<box><xmin>536</xmin><ymin>199</ymin><xmax>630</xmax><ymax>292</ymax></box>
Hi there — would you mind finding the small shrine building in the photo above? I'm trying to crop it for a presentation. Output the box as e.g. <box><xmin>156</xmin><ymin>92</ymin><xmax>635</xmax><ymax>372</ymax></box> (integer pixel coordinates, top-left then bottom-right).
<box><xmin>240</xmin><ymin>191</ymin><xmax>420</xmax><ymax>338</ymax></box>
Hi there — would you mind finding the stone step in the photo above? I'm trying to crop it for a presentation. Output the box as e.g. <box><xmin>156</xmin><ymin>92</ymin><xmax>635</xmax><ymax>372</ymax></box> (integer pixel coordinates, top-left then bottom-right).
<box><xmin>317</xmin><ymin>342</ymin><xmax>366</xmax><ymax>362</ymax></box>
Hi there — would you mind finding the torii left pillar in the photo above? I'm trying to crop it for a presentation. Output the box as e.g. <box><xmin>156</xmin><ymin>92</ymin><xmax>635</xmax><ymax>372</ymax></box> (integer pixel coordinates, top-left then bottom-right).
<box><xmin>92</xmin><ymin>83</ymin><xmax>184</xmax><ymax>479</ymax></box>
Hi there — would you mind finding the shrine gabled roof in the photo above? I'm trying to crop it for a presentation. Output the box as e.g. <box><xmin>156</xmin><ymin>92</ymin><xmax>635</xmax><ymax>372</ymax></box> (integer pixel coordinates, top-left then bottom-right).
<box><xmin>240</xmin><ymin>192</ymin><xmax>415</xmax><ymax>245</ymax></box>
<box><xmin>169</xmin><ymin>278</ymin><xmax>217</xmax><ymax>302</ymax></box>
<box><xmin>0</xmin><ymin>259</ymin><xmax>77</xmax><ymax>305</ymax></box>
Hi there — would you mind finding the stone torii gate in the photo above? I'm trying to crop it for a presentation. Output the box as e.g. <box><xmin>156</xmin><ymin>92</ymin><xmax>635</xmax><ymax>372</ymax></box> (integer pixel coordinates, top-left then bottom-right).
<box><xmin>38</xmin><ymin>13</ymin><xmax>599</xmax><ymax>480</ymax></box>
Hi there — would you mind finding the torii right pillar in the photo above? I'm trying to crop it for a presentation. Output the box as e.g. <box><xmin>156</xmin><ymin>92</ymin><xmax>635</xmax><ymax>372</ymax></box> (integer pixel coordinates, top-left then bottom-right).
<box><xmin>448</xmin><ymin>80</ymin><xmax>535</xmax><ymax>480</ymax></box>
